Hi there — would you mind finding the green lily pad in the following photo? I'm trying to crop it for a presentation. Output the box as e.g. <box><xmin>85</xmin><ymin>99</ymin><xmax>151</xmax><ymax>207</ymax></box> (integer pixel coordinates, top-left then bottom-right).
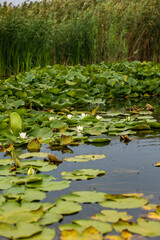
<box><xmin>29</xmin><ymin>127</ymin><xmax>53</xmax><ymax>140</ymax></box>
<box><xmin>49</xmin><ymin>199</ymin><xmax>82</xmax><ymax>215</ymax></box>
<box><xmin>131</xmin><ymin>124</ymin><xmax>151</xmax><ymax>130</ymax></box>
<box><xmin>13</xmin><ymin>176</ymin><xmax>43</xmax><ymax>185</ymax></box>
<box><xmin>0</xmin><ymin>159</ymin><xmax>12</xmax><ymax>165</ymax></box>
<box><xmin>27</xmin><ymin>181</ymin><xmax>70</xmax><ymax>192</ymax></box>
<box><xmin>3</xmin><ymin>185</ymin><xmax>25</xmax><ymax>199</ymax></box>
<box><xmin>113</xmin><ymin>217</ymin><xmax>160</xmax><ymax>237</ymax></box>
<box><xmin>61</xmin><ymin>169</ymin><xmax>105</xmax><ymax>180</ymax></box>
<box><xmin>21</xmin><ymin>188</ymin><xmax>46</xmax><ymax>202</ymax></box>
<box><xmin>100</xmin><ymin>196</ymin><xmax>148</xmax><ymax>209</ymax></box>
<box><xmin>85</xmin><ymin>138</ymin><xmax>111</xmax><ymax>143</ymax></box>
<box><xmin>35</xmin><ymin>164</ymin><xmax>57</xmax><ymax>172</ymax></box>
<box><xmin>0</xmin><ymin>165</ymin><xmax>15</xmax><ymax>176</ymax></box>
<box><xmin>18</xmin><ymin>227</ymin><xmax>56</xmax><ymax>240</ymax></box>
<box><xmin>0</xmin><ymin>177</ymin><xmax>13</xmax><ymax>189</ymax></box>
<box><xmin>63</xmin><ymin>154</ymin><xmax>106</xmax><ymax>162</ymax></box>
<box><xmin>39</xmin><ymin>212</ymin><xmax>63</xmax><ymax>225</ymax></box>
<box><xmin>147</xmin><ymin>122</ymin><xmax>160</xmax><ymax>128</ymax></box>
<box><xmin>14</xmin><ymin>222</ymin><xmax>42</xmax><ymax>239</ymax></box>
<box><xmin>0</xmin><ymin>206</ymin><xmax>43</xmax><ymax>224</ymax></box>
<box><xmin>21</xmin><ymin>160</ymin><xmax>48</xmax><ymax>167</ymax></box>
<box><xmin>61</xmin><ymin>191</ymin><xmax>106</xmax><ymax>203</ymax></box>
<box><xmin>73</xmin><ymin>219</ymin><xmax>112</xmax><ymax>234</ymax></box>
<box><xmin>19</xmin><ymin>152</ymin><xmax>48</xmax><ymax>159</ymax></box>
<box><xmin>92</xmin><ymin>209</ymin><xmax>132</xmax><ymax>222</ymax></box>
<box><xmin>60</xmin><ymin>226</ymin><xmax>103</xmax><ymax>240</ymax></box>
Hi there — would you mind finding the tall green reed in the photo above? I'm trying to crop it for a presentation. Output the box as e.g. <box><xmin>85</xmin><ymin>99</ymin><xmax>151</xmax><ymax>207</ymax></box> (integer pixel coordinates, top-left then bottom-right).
<box><xmin>0</xmin><ymin>0</ymin><xmax>160</xmax><ymax>76</ymax></box>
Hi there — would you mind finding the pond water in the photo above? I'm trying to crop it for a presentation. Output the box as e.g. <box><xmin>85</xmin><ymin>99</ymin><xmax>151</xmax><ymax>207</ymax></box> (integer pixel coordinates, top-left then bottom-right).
<box><xmin>0</xmin><ymin>98</ymin><xmax>160</xmax><ymax>239</ymax></box>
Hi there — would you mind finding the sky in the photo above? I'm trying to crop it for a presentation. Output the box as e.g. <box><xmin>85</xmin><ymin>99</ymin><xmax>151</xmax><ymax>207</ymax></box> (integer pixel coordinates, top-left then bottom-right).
<box><xmin>0</xmin><ymin>0</ymin><xmax>40</xmax><ymax>5</ymax></box>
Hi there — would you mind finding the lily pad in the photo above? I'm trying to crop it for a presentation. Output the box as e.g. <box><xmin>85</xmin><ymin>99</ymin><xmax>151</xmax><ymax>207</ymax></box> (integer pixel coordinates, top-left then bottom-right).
<box><xmin>0</xmin><ymin>207</ymin><xmax>43</xmax><ymax>224</ymax></box>
<box><xmin>99</xmin><ymin>196</ymin><xmax>148</xmax><ymax>209</ymax></box>
<box><xmin>19</xmin><ymin>152</ymin><xmax>48</xmax><ymax>159</ymax></box>
<box><xmin>85</xmin><ymin>138</ymin><xmax>111</xmax><ymax>143</ymax></box>
<box><xmin>49</xmin><ymin>199</ymin><xmax>82</xmax><ymax>215</ymax></box>
<box><xmin>0</xmin><ymin>159</ymin><xmax>12</xmax><ymax>165</ymax></box>
<box><xmin>73</xmin><ymin>219</ymin><xmax>112</xmax><ymax>234</ymax></box>
<box><xmin>21</xmin><ymin>188</ymin><xmax>46</xmax><ymax>202</ymax></box>
<box><xmin>113</xmin><ymin>218</ymin><xmax>160</xmax><ymax>237</ymax></box>
<box><xmin>61</xmin><ymin>169</ymin><xmax>105</xmax><ymax>180</ymax></box>
<box><xmin>61</xmin><ymin>191</ymin><xmax>106</xmax><ymax>203</ymax></box>
<box><xmin>0</xmin><ymin>177</ymin><xmax>13</xmax><ymax>189</ymax></box>
<box><xmin>39</xmin><ymin>212</ymin><xmax>63</xmax><ymax>225</ymax></box>
<box><xmin>63</xmin><ymin>154</ymin><xmax>106</xmax><ymax>162</ymax></box>
<box><xmin>18</xmin><ymin>227</ymin><xmax>56</xmax><ymax>240</ymax></box>
<box><xmin>27</xmin><ymin>181</ymin><xmax>70</xmax><ymax>192</ymax></box>
<box><xmin>92</xmin><ymin>209</ymin><xmax>132</xmax><ymax>222</ymax></box>
<box><xmin>60</xmin><ymin>226</ymin><xmax>103</xmax><ymax>240</ymax></box>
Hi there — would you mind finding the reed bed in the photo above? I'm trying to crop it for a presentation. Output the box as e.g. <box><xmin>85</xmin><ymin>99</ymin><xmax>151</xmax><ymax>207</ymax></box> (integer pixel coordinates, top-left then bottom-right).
<box><xmin>0</xmin><ymin>0</ymin><xmax>160</xmax><ymax>75</ymax></box>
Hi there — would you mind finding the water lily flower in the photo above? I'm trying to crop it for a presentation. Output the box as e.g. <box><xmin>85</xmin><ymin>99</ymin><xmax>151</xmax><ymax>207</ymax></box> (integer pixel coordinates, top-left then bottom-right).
<box><xmin>67</xmin><ymin>114</ymin><xmax>72</xmax><ymax>119</ymax></box>
<box><xmin>96</xmin><ymin>115</ymin><xmax>102</xmax><ymax>120</ymax></box>
<box><xmin>28</xmin><ymin>167</ymin><xmax>35</xmax><ymax>175</ymax></box>
<box><xmin>19</xmin><ymin>132</ymin><xmax>27</xmax><ymax>139</ymax></box>
<box><xmin>49</xmin><ymin>116</ymin><xmax>55</xmax><ymax>121</ymax></box>
<box><xmin>76</xmin><ymin>126</ymin><xmax>83</xmax><ymax>132</ymax></box>
<box><xmin>80</xmin><ymin>113</ymin><xmax>88</xmax><ymax>119</ymax></box>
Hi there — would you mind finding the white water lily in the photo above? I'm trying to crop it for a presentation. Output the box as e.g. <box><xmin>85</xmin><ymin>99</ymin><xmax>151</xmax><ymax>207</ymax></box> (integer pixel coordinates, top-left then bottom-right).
<box><xmin>96</xmin><ymin>115</ymin><xmax>102</xmax><ymax>120</ymax></box>
<box><xmin>28</xmin><ymin>167</ymin><xmax>35</xmax><ymax>175</ymax></box>
<box><xmin>67</xmin><ymin>114</ymin><xmax>72</xmax><ymax>119</ymax></box>
<box><xmin>49</xmin><ymin>116</ymin><xmax>55</xmax><ymax>121</ymax></box>
<box><xmin>76</xmin><ymin>126</ymin><xmax>83</xmax><ymax>132</ymax></box>
<box><xmin>80</xmin><ymin>113</ymin><xmax>88</xmax><ymax>119</ymax></box>
<box><xmin>19</xmin><ymin>132</ymin><xmax>27</xmax><ymax>139</ymax></box>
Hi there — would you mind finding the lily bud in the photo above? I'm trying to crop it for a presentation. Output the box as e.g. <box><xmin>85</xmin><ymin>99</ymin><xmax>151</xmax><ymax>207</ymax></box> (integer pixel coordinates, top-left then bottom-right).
<box><xmin>28</xmin><ymin>167</ymin><xmax>35</xmax><ymax>175</ymax></box>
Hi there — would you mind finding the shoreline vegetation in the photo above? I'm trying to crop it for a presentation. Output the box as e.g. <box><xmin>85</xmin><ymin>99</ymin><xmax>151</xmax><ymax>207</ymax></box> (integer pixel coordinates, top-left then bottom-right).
<box><xmin>0</xmin><ymin>0</ymin><xmax>160</xmax><ymax>75</ymax></box>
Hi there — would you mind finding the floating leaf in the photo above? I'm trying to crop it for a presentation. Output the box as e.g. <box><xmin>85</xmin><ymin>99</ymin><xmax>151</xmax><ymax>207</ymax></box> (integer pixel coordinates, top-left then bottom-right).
<box><xmin>60</xmin><ymin>226</ymin><xmax>103</xmax><ymax>240</ymax></box>
<box><xmin>85</xmin><ymin>138</ymin><xmax>111</xmax><ymax>143</ymax></box>
<box><xmin>13</xmin><ymin>176</ymin><xmax>43</xmax><ymax>185</ymax></box>
<box><xmin>49</xmin><ymin>199</ymin><xmax>82</xmax><ymax>215</ymax></box>
<box><xmin>61</xmin><ymin>191</ymin><xmax>106</xmax><ymax>203</ymax></box>
<box><xmin>27</xmin><ymin>138</ymin><xmax>41</xmax><ymax>152</ymax></box>
<box><xmin>39</xmin><ymin>212</ymin><xmax>63</xmax><ymax>225</ymax></box>
<box><xmin>113</xmin><ymin>218</ymin><xmax>160</xmax><ymax>237</ymax></box>
<box><xmin>73</xmin><ymin>219</ymin><xmax>112</xmax><ymax>234</ymax></box>
<box><xmin>142</xmin><ymin>204</ymin><xmax>157</xmax><ymax>211</ymax></box>
<box><xmin>27</xmin><ymin>181</ymin><xmax>70</xmax><ymax>192</ymax></box>
<box><xmin>21</xmin><ymin>188</ymin><xmax>46</xmax><ymax>202</ymax></box>
<box><xmin>0</xmin><ymin>207</ymin><xmax>43</xmax><ymax>224</ymax></box>
<box><xmin>0</xmin><ymin>159</ymin><xmax>12</xmax><ymax>165</ymax></box>
<box><xmin>92</xmin><ymin>209</ymin><xmax>132</xmax><ymax>222</ymax></box>
<box><xmin>131</xmin><ymin>124</ymin><xmax>151</xmax><ymax>130</ymax></box>
<box><xmin>60</xmin><ymin>134</ymin><xmax>73</xmax><ymax>145</ymax></box>
<box><xmin>100</xmin><ymin>195</ymin><xmax>148</xmax><ymax>209</ymax></box>
<box><xmin>61</xmin><ymin>169</ymin><xmax>105</xmax><ymax>180</ymax></box>
<box><xmin>18</xmin><ymin>227</ymin><xmax>56</xmax><ymax>240</ymax></box>
<box><xmin>0</xmin><ymin>177</ymin><xmax>13</xmax><ymax>189</ymax></box>
<box><xmin>19</xmin><ymin>152</ymin><xmax>48</xmax><ymax>159</ymax></box>
<box><xmin>21</xmin><ymin>160</ymin><xmax>48</xmax><ymax>167</ymax></box>
<box><xmin>63</xmin><ymin>154</ymin><xmax>106</xmax><ymax>162</ymax></box>
<box><xmin>14</xmin><ymin>222</ymin><xmax>42</xmax><ymax>239</ymax></box>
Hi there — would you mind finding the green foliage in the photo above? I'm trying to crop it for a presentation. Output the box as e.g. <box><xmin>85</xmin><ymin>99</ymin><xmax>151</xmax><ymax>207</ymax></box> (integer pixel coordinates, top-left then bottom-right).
<box><xmin>0</xmin><ymin>0</ymin><xmax>160</xmax><ymax>75</ymax></box>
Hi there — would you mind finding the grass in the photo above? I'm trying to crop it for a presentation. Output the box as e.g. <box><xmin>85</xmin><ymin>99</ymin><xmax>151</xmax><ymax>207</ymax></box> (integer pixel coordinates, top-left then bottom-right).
<box><xmin>0</xmin><ymin>0</ymin><xmax>160</xmax><ymax>75</ymax></box>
